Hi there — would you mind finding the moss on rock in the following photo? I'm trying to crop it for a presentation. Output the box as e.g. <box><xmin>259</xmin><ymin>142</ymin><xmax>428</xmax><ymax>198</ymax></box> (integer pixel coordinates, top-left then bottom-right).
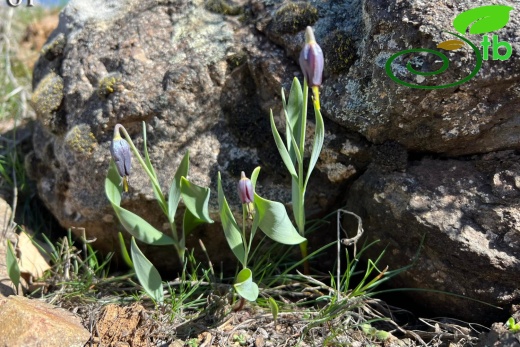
<box><xmin>322</xmin><ymin>30</ymin><xmax>356</xmax><ymax>75</ymax></box>
<box><xmin>64</xmin><ymin>125</ymin><xmax>97</xmax><ymax>156</ymax></box>
<box><xmin>31</xmin><ymin>71</ymin><xmax>64</xmax><ymax>125</ymax></box>
<box><xmin>205</xmin><ymin>0</ymin><xmax>243</xmax><ymax>16</ymax></box>
<box><xmin>41</xmin><ymin>33</ymin><xmax>66</xmax><ymax>60</ymax></box>
<box><xmin>269</xmin><ymin>2</ymin><xmax>318</xmax><ymax>36</ymax></box>
<box><xmin>98</xmin><ymin>72</ymin><xmax>122</xmax><ymax>97</ymax></box>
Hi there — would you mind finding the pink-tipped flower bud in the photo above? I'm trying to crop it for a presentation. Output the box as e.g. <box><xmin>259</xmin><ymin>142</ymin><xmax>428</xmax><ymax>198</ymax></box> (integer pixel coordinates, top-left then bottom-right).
<box><xmin>110</xmin><ymin>124</ymin><xmax>132</xmax><ymax>192</ymax></box>
<box><xmin>299</xmin><ymin>26</ymin><xmax>324</xmax><ymax>87</ymax></box>
<box><xmin>237</xmin><ymin>171</ymin><xmax>254</xmax><ymax>204</ymax></box>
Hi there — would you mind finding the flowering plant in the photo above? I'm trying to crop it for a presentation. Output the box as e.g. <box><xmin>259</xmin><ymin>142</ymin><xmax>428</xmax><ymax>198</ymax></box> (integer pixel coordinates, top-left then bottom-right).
<box><xmin>217</xmin><ymin>168</ymin><xmax>305</xmax><ymax>301</ymax></box>
<box><xmin>105</xmin><ymin>122</ymin><xmax>213</xmax><ymax>302</ymax></box>
<box><xmin>270</xmin><ymin>26</ymin><xmax>325</xmax><ymax>273</ymax></box>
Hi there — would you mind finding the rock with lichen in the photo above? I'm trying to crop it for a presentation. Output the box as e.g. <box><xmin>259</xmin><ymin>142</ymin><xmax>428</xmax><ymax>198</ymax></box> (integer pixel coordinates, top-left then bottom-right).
<box><xmin>28</xmin><ymin>0</ymin><xmax>520</xmax><ymax>324</ymax></box>
<box><xmin>29</xmin><ymin>0</ymin><xmax>364</xmax><ymax>274</ymax></box>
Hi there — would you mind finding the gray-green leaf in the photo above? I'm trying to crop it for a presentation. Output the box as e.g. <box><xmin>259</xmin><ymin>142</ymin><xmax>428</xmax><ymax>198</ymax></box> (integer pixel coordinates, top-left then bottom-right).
<box><xmin>180</xmin><ymin>177</ymin><xmax>213</xmax><ymax>224</ymax></box>
<box><xmin>6</xmin><ymin>239</ymin><xmax>20</xmax><ymax>292</ymax></box>
<box><xmin>217</xmin><ymin>172</ymin><xmax>246</xmax><ymax>266</ymax></box>
<box><xmin>130</xmin><ymin>237</ymin><xmax>164</xmax><ymax>303</ymax></box>
<box><xmin>234</xmin><ymin>268</ymin><xmax>259</xmax><ymax>301</ymax></box>
<box><xmin>106</xmin><ymin>161</ymin><xmax>174</xmax><ymax>246</ymax></box>
<box><xmin>254</xmin><ymin>192</ymin><xmax>306</xmax><ymax>245</ymax></box>
<box><xmin>453</xmin><ymin>5</ymin><xmax>513</xmax><ymax>35</ymax></box>
<box><xmin>168</xmin><ymin>151</ymin><xmax>189</xmax><ymax>223</ymax></box>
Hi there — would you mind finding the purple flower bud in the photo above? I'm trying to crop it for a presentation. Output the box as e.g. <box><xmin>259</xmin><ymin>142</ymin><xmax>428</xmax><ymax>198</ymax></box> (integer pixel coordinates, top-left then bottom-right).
<box><xmin>299</xmin><ymin>26</ymin><xmax>324</xmax><ymax>87</ymax></box>
<box><xmin>237</xmin><ymin>171</ymin><xmax>254</xmax><ymax>204</ymax></box>
<box><xmin>111</xmin><ymin>124</ymin><xmax>132</xmax><ymax>192</ymax></box>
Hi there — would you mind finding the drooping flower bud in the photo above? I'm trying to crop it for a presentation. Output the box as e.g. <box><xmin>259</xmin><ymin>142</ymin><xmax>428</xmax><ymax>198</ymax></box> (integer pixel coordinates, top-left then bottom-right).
<box><xmin>299</xmin><ymin>26</ymin><xmax>324</xmax><ymax>110</ymax></box>
<box><xmin>237</xmin><ymin>171</ymin><xmax>254</xmax><ymax>204</ymax></box>
<box><xmin>238</xmin><ymin>171</ymin><xmax>255</xmax><ymax>219</ymax></box>
<box><xmin>110</xmin><ymin>124</ymin><xmax>132</xmax><ymax>192</ymax></box>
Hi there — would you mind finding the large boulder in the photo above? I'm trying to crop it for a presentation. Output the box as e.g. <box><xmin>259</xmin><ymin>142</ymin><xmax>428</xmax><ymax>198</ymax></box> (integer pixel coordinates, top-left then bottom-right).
<box><xmin>347</xmin><ymin>151</ymin><xmax>520</xmax><ymax>323</ymax></box>
<box><xmin>28</xmin><ymin>0</ymin><xmax>520</xmax><ymax>323</ymax></box>
<box><xmin>27</xmin><ymin>0</ymin><xmax>364</xmax><ymax>270</ymax></box>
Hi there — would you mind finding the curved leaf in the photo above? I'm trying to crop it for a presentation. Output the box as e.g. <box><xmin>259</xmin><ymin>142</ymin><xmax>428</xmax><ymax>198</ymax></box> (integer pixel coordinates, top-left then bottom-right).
<box><xmin>304</xmin><ymin>104</ymin><xmax>325</xmax><ymax>191</ymax></box>
<box><xmin>130</xmin><ymin>237</ymin><xmax>164</xmax><ymax>303</ymax></box>
<box><xmin>453</xmin><ymin>5</ymin><xmax>513</xmax><ymax>35</ymax></box>
<box><xmin>168</xmin><ymin>151</ymin><xmax>189</xmax><ymax>223</ymax></box>
<box><xmin>183</xmin><ymin>207</ymin><xmax>204</xmax><ymax>236</ymax></box>
<box><xmin>250</xmin><ymin>166</ymin><xmax>261</xmax><ymax>188</ymax></box>
<box><xmin>106</xmin><ymin>161</ymin><xmax>174</xmax><ymax>246</ymax></box>
<box><xmin>436</xmin><ymin>39</ymin><xmax>465</xmax><ymax>51</ymax></box>
<box><xmin>268</xmin><ymin>297</ymin><xmax>279</xmax><ymax>322</ymax></box>
<box><xmin>217</xmin><ymin>172</ymin><xmax>245</xmax><ymax>266</ymax></box>
<box><xmin>270</xmin><ymin>110</ymin><xmax>298</xmax><ymax>179</ymax></box>
<box><xmin>234</xmin><ymin>268</ymin><xmax>259</xmax><ymax>301</ymax></box>
<box><xmin>284</xmin><ymin>77</ymin><xmax>304</xmax><ymax>164</ymax></box>
<box><xmin>180</xmin><ymin>177</ymin><xmax>213</xmax><ymax>224</ymax></box>
<box><xmin>254</xmin><ymin>192</ymin><xmax>306</xmax><ymax>245</ymax></box>
<box><xmin>118</xmin><ymin>232</ymin><xmax>134</xmax><ymax>268</ymax></box>
<box><xmin>6</xmin><ymin>239</ymin><xmax>20</xmax><ymax>292</ymax></box>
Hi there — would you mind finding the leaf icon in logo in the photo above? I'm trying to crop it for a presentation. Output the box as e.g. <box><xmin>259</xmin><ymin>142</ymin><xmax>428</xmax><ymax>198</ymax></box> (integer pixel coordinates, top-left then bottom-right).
<box><xmin>453</xmin><ymin>5</ymin><xmax>514</xmax><ymax>35</ymax></box>
<box><xmin>437</xmin><ymin>39</ymin><xmax>465</xmax><ymax>51</ymax></box>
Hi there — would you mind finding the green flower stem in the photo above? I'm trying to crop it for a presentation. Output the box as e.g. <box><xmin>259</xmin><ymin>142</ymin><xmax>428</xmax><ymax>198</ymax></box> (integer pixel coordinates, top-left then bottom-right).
<box><xmin>297</xmin><ymin>78</ymin><xmax>309</xmax><ymax>236</ymax></box>
<box><xmin>118</xmin><ymin>126</ymin><xmax>167</xmax><ymax>205</ymax></box>
<box><xmin>299</xmin><ymin>78</ymin><xmax>310</xmax><ymax>274</ymax></box>
<box><xmin>118</xmin><ymin>125</ymin><xmax>182</xmax><ymax>261</ymax></box>
<box><xmin>241</xmin><ymin>203</ymin><xmax>249</xmax><ymax>268</ymax></box>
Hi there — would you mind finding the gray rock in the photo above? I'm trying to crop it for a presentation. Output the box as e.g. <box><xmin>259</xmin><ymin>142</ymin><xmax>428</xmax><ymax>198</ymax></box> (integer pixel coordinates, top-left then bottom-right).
<box><xmin>28</xmin><ymin>0</ymin><xmax>364</xmax><ymax>269</ymax></box>
<box><xmin>346</xmin><ymin>152</ymin><xmax>520</xmax><ymax>322</ymax></box>
<box><xmin>28</xmin><ymin>0</ymin><xmax>520</xmax><ymax>324</ymax></box>
<box><xmin>261</xmin><ymin>0</ymin><xmax>520</xmax><ymax>156</ymax></box>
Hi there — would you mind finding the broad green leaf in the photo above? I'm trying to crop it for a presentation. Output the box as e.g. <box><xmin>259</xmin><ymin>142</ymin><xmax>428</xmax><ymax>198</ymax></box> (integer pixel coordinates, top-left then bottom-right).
<box><xmin>453</xmin><ymin>5</ymin><xmax>513</xmax><ymax>35</ymax></box>
<box><xmin>268</xmin><ymin>297</ymin><xmax>279</xmax><ymax>322</ymax></box>
<box><xmin>180</xmin><ymin>177</ymin><xmax>213</xmax><ymax>224</ymax></box>
<box><xmin>106</xmin><ymin>161</ymin><xmax>174</xmax><ymax>246</ymax></box>
<box><xmin>130</xmin><ymin>237</ymin><xmax>164</xmax><ymax>303</ymax></box>
<box><xmin>183</xmin><ymin>207</ymin><xmax>205</xmax><ymax>236</ymax></box>
<box><xmin>234</xmin><ymin>268</ymin><xmax>259</xmax><ymax>301</ymax></box>
<box><xmin>254</xmin><ymin>192</ymin><xmax>306</xmax><ymax>244</ymax></box>
<box><xmin>118</xmin><ymin>232</ymin><xmax>134</xmax><ymax>268</ymax></box>
<box><xmin>304</xmin><ymin>105</ymin><xmax>325</xmax><ymax>191</ymax></box>
<box><xmin>270</xmin><ymin>110</ymin><xmax>298</xmax><ymax>179</ymax></box>
<box><xmin>168</xmin><ymin>151</ymin><xmax>189</xmax><ymax>223</ymax></box>
<box><xmin>6</xmin><ymin>239</ymin><xmax>20</xmax><ymax>292</ymax></box>
<box><xmin>217</xmin><ymin>172</ymin><xmax>246</xmax><ymax>266</ymax></box>
<box><xmin>284</xmin><ymin>77</ymin><xmax>304</xmax><ymax>164</ymax></box>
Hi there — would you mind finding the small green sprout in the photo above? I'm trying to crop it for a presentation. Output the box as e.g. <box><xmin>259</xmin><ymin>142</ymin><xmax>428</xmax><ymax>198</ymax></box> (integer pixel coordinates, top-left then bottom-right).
<box><xmin>506</xmin><ymin>317</ymin><xmax>520</xmax><ymax>333</ymax></box>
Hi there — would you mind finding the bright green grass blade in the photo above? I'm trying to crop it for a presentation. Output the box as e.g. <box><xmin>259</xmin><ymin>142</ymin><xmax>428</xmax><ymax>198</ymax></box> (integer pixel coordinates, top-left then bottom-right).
<box><xmin>6</xmin><ymin>239</ymin><xmax>20</xmax><ymax>292</ymax></box>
